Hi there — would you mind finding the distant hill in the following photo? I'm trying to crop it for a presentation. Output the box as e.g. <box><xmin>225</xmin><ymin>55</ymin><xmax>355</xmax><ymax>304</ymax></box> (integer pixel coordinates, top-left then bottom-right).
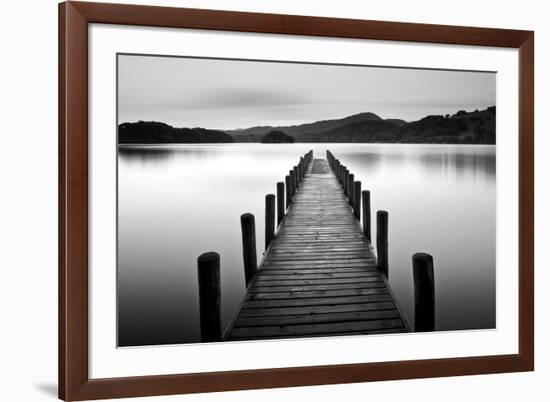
<box><xmin>398</xmin><ymin>106</ymin><xmax>495</xmax><ymax>144</ymax></box>
<box><xmin>118</xmin><ymin>121</ymin><xmax>234</xmax><ymax>144</ymax></box>
<box><xmin>118</xmin><ymin>107</ymin><xmax>495</xmax><ymax>145</ymax></box>
<box><xmin>385</xmin><ymin>119</ymin><xmax>407</xmax><ymax>127</ymax></box>
<box><xmin>261</xmin><ymin>130</ymin><xmax>295</xmax><ymax>143</ymax></box>
<box><xmin>230</xmin><ymin>106</ymin><xmax>495</xmax><ymax>144</ymax></box>
<box><xmin>294</xmin><ymin>120</ymin><xmax>401</xmax><ymax>143</ymax></box>
<box><xmin>228</xmin><ymin>112</ymin><xmax>383</xmax><ymax>142</ymax></box>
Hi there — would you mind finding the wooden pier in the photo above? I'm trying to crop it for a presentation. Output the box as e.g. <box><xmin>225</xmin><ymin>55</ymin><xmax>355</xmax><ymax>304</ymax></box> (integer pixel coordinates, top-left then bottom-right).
<box><xmin>197</xmin><ymin>150</ymin><xmax>435</xmax><ymax>342</ymax></box>
<box><xmin>224</xmin><ymin>153</ymin><xmax>408</xmax><ymax>341</ymax></box>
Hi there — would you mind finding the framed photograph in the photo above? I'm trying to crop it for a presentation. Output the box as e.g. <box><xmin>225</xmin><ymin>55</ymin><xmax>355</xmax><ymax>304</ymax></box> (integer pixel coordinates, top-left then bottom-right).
<box><xmin>59</xmin><ymin>1</ymin><xmax>534</xmax><ymax>400</ymax></box>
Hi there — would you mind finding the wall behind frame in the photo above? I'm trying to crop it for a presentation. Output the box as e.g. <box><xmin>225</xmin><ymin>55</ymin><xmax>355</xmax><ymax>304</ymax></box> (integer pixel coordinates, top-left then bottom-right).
<box><xmin>0</xmin><ymin>0</ymin><xmax>546</xmax><ymax>401</ymax></box>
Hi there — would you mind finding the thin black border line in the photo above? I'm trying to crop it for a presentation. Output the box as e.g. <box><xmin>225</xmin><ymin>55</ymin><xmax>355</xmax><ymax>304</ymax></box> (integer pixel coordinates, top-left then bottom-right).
<box><xmin>115</xmin><ymin>53</ymin><xmax>120</xmax><ymax>348</ymax></box>
<box><xmin>117</xmin><ymin>51</ymin><xmax>498</xmax><ymax>74</ymax></box>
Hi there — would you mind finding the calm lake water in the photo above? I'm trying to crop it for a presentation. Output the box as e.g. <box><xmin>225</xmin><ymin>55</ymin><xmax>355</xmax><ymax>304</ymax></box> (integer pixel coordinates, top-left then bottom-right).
<box><xmin>117</xmin><ymin>143</ymin><xmax>496</xmax><ymax>346</ymax></box>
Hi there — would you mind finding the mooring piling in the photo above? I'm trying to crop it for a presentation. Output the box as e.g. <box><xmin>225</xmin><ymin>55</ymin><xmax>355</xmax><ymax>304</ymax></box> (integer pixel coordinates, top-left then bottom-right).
<box><xmin>362</xmin><ymin>190</ymin><xmax>371</xmax><ymax>242</ymax></box>
<box><xmin>413</xmin><ymin>253</ymin><xmax>435</xmax><ymax>332</ymax></box>
<box><xmin>289</xmin><ymin>170</ymin><xmax>296</xmax><ymax>196</ymax></box>
<box><xmin>353</xmin><ymin>181</ymin><xmax>361</xmax><ymax>220</ymax></box>
<box><xmin>240</xmin><ymin>213</ymin><xmax>257</xmax><ymax>286</ymax></box>
<box><xmin>343</xmin><ymin>168</ymin><xmax>349</xmax><ymax>196</ymax></box>
<box><xmin>285</xmin><ymin>175</ymin><xmax>291</xmax><ymax>208</ymax></box>
<box><xmin>347</xmin><ymin>174</ymin><xmax>354</xmax><ymax>205</ymax></box>
<box><xmin>265</xmin><ymin>194</ymin><xmax>275</xmax><ymax>250</ymax></box>
<box><xmin>376</xmin><ymin>210</ymin><xmax>389</xmax><ymax>277</ymax></box>
<box><xmin>197</xmin><ymin>252</ymin><xmax>222</xmax><ymax>342</ymax></box>
<box><xmin>277</xmin><ymin>182</ymin><xmax>285</xmax><ymax>225</ymax></box>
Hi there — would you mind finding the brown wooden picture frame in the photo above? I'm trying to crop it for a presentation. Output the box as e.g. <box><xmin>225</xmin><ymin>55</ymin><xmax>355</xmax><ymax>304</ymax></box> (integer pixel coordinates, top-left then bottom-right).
<box><xmin>59</xmin><ymin>1</ymin><xmax>534</xmax><ymax>400</ymax></box>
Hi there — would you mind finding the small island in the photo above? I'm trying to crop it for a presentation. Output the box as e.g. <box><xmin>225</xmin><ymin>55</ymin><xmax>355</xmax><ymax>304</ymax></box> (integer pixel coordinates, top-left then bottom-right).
<box><xmin>260</xmin><ymin>130</ymin><xmax>295</xmax><ymax>143</ymax></box>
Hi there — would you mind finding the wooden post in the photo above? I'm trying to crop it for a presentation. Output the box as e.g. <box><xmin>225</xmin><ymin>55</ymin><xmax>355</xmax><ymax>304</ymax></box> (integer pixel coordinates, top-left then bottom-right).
<box><xmin>343</xmin><ymin>169</ymin><xmax>349</xmax><ymax>195</ymax></box>
<box><xmin>240</xmin><ymin>213</ymin><xmax>257</xmax><ymax>286</ymax></box>
<box><xmin>265</xmin><ymin>194</ymin><xmax>275</xmax><ymax>250</ymax></box>
<box><xmin>285</xmin><ymin>175</ymin><xmax>292</xmax><ymax>208</ymax></box>
<box><xmin>293</xmin><ymin>166</ymin><xmax>298</xmax><ymax>189</ymax></box>
<box><xmin>197</xmin><ymin>252</ymin><xmax>222</xmax><ymax>342</ymax></box>
<box><xmin>353</xmin><ymin>181</ymin><xmax>361</xmax><ymax>220</ymax></box>
<box><xmin>348</xmin><ymin>173</ymin><xmax>354</xmax><ymax>204</ymax></box>
<box><xmin>376</xmin><ymin>210</ymin><xmax>389</xmax><ymax>277</ymax></box>
<box><xmin>277</xmin><ymin>182</ymin><xmax>284</xmax><ymax>225</ymax></box>
<box><xmin>289</xmin><ymin>170</ymin><xmax>295</xmax><ymax>196</ymax></box>
<box><xmin>413</xmin><ymin>253</ymin><xmax>435</xmax><ymax>332</ymax></box>
<box><xmin>362</xmin><ymin>190</ymin><xmax>371</xmax><ymax>242</ymax></box>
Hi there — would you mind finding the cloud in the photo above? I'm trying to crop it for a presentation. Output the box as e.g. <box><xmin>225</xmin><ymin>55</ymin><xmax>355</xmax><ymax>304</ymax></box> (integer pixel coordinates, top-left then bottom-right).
<box><xmin>149</xmin><ymin>88</ymin><xmax>312</xmax><ymax>111</ymax></box>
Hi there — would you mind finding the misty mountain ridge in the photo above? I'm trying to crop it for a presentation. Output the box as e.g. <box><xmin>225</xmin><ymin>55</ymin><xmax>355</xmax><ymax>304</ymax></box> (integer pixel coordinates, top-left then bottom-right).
<box><xmin>118</xmin><ymin>106</ymin><xmax>495</xmax><ymax>144</ymax></box>
<box><xmin>227</xmin><ymin>112</ymin><xmax>384</xmax><ymax>142</ymax></box>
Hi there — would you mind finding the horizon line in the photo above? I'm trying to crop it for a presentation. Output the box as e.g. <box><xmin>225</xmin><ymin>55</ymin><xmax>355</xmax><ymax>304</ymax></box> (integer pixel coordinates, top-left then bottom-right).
<box><xmin>118</xmin><ymin>105</ymin><xmax>496</xmax><ymax>131</ymax></box>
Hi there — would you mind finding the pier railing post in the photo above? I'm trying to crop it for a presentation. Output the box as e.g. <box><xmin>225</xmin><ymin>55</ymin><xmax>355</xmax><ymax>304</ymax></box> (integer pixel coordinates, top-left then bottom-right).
<box><xmin>353</xmin><ymin>181</ymin><xmax>361</xmax><ymax>220</ymax></box>
<box><xmin>197</xmin><ymin>252</ymin><xmax>222</xmax><ymax>342</ymax></box>
<box><xmin>293</xmin><ymin>166</ymin><xmax>298</xmax><ymax>190</ymax></box>
<box><xmin>289</xmin><ymin>170</ymin><xmax>295</xmax><ymax>196</ymax></box>
<box><xmin>346</xmin><ymin>170</ymin><xmax>350</xmax><ymax>196</ymax></box>
<box><xmin>343</xmin><ymin>169</ymin><xmax>349</xmax><ymax>195</ymax></box>
<box><xmin>265</xmin><ymin>194</ymin><xmax>275</xmax><ymax>249</ymax></box>
<box><xmin>376</xmin><ymin>210</ymin><xmax>389</xmax><ymax>277</ymax></box>
<box><xmin>277</xmin><ymin>182</ymin><xmax>284</xmax><ymax>225</ymax></box>
<box><xmin>348</xmin><ymin>173</ymin><xmax>354</xmax><ymax>204</ymax></box>
<box><xmin>413</xmin><ymin>253</ymin><xmax>435</xmax><ymax>332</ymax></box>
<box><xmin>362</xmin><ymin>190</ymin><xmax>371</xmax><ymax>242</ymax></box>
<box><xmin>240</xmin><ymin>213</ymin><xmax>257</xmax><ymax>286</ymax></box>
<box><xmin>285</xmin><ymin>175</ymin><xmax>291</xmax><ymax>208</ymax></box>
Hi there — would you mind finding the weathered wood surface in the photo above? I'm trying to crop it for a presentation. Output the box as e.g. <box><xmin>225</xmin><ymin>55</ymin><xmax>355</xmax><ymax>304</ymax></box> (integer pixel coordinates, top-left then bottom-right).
<box><xmin>225</xmin><ymin>158</ymin><xmax>407</xmax><ymax>341</ymax></box>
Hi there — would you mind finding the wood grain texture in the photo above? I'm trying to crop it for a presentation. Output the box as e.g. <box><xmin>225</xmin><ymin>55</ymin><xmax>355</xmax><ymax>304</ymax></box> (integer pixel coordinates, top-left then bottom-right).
<box><xmin>59</xmin><ymin>2</ymin><xmax>89</xmax><ymax>400</ymax></box>
<box><xmin>72</xmin><ymin>2</ymin><xmax>531</xmax><ymax>47</ymax></box>
<box><xmin>59</xmin><ymin>2</ymin><xmax>534</xmax><ymax>399</ymax></box>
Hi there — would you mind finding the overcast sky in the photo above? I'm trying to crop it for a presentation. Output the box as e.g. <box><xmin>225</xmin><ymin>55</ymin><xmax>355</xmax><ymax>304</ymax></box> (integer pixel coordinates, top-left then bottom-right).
<box><xmin>118</xmin><ymin>54</ymin><xmax>496</xmax><ymax>130</ymax></box>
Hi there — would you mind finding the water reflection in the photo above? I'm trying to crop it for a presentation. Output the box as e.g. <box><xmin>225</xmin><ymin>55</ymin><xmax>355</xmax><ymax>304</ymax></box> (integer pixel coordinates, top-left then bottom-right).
<box><xmin>340</xmin><ymin>146</ymin><xmax>495</xmax><ymax>181</ymax></box>
<box><xmin>118</xmin><ymin>146</ymin><xmax>175</xmax><ymax>164</ymax></box>
<box><xmin>118</xmin><ymin>143</ymin><xmax>496</xmax><ymax>346</ymax></box>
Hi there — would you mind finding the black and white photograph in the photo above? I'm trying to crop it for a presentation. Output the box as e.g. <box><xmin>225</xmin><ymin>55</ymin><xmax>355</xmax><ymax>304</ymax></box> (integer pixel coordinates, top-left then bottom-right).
<box><xmin>117</xmin><ymin>54</ymin><xmax>496</xmax><ymax>347</ymax></box>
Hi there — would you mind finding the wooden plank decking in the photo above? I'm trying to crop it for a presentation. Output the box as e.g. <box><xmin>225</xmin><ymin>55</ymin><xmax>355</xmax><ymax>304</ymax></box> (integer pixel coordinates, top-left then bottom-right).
<box><xmin>224</xmin><ymin>158</ymin><xmax>407</xmax><ymax>341</ymax></box>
